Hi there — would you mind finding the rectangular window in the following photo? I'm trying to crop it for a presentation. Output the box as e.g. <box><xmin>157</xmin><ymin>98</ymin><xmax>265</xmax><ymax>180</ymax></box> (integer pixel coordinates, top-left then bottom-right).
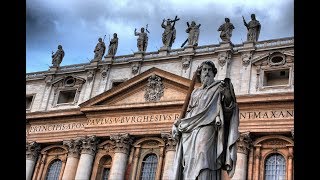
<box><xmin>57</xmin><ymin>90</ymin><xmax>76</xmax><ymax>104</ymax></box>
<box><xmin>26</xmin><ymin>95</ymin><xmax>34</xmax><ymax>110</ymax></box>
<box><xmin>263</xmin><ymin>69</ymin><xmax>289</xmax><ymax>86</ymax></box>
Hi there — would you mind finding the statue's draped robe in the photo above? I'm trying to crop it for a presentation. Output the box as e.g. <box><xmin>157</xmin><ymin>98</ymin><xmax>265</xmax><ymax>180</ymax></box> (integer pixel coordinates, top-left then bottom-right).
<box><xmin>108</xmin><ymin>37</ymin><xmax>118</xmax><ymax>56</ymax></box>
<box><xmin>172</xmin><ymin>80</ymin><xmax>239</xmax><ymax>180</ymax></box>
<box><xmin>247</xmin><ymin>20</ymin><xmax>261</xmax><ymax>42</ymax></box>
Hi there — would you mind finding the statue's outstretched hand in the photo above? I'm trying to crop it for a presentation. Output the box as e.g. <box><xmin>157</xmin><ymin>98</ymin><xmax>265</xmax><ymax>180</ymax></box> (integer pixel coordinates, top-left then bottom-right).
<box><xmin>172</xmin><ymin>124</ymin><xmax>180</xmax><ymax>140</ymax></box>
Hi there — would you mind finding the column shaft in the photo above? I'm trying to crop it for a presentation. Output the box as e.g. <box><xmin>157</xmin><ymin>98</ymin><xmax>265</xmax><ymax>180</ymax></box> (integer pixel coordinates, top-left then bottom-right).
<box><xmin>162</xmin><ymin>150</ymin><xmax>175</xmax><ymax>180</ymax></box>
<box><xmin>109</xmin><ymin>152</ymin><xmax>128</xmax><ymax>180</ymax></box>
<box><xmin>75</xmin><ymin>154</ymin><xmax>95</xmax><ymax>180</ymax></box>
<box><xmin>26</xmin><ymin>159</ymin><xmax>36</xmax><ymax>180</ymax></box>
<box><xmin>62</xmin><ymin>156</ymin><xmax>79</xmax><ymax>180</ymax></box>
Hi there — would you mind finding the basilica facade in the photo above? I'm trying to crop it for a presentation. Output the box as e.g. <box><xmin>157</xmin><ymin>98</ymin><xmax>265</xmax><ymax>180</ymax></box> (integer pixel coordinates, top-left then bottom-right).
<box><xmin>26</xmin><ymin>37</ymin><xmax>294</xmax><ymax>180</ymax></box>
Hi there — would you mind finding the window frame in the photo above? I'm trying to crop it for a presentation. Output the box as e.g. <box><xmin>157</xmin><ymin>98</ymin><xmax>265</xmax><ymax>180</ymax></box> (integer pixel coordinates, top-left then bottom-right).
<box><xmin>258</xmin><ymin>65</ymin><xmax>293</xmax><ymax>91</ymax></box>
<box><xmin>26</xmin><ymin>94</ymin><xmax>36</xmax><ymax>111</ymax></box>
<box><xmin>263</xmin><ymin>152</ymin><xmax>287</xmax><ymax>180</ymax></box>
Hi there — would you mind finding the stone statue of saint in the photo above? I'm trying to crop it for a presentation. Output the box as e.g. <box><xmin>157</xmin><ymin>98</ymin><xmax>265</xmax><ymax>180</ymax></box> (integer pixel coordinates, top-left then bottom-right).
<box><xmin>218</xmin><ymin>18</ymin><xmax>235</xmax><ymax>42</ymax></box>
<box><xmin>171</xmin><ymin>61</ymin><xmax>239</xmax><ymax>179</ymax></box>
<box><xmin>107</xmin><ymin>33</ymin><xmax>118</xmax><ymax>57</ymax></box>
<box><xmin>134</xmin><ymin>27</ymin><xmax>148</xmax><ymax>52</ymax></box>
<box><xmin>51</xmin><ymin>45</ymin><xmax>64</xmax><ymax>67</ymax></box>
<box><xmin>186</xmin><ymin>21</ymin><xmax>201</xmax><ymax>46</ymax></box>
<box><xmin>243</xmin><ymin>14</ymin><xmax>261</xmax><ymax>42</ymax></box>
<box><xmin>161</xmin><ymin>16</ymin><xmax>180</xmax><ymax>48</ymax></box>
<box><xmin>93</xmin><ymin>37</ymin><xmax>106</xmax><ymax>61</ymax></box>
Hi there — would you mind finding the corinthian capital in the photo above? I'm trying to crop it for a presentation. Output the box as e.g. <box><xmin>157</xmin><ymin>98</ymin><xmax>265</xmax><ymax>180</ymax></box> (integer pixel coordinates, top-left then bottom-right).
<box><xmin>237</xmin><ymin>131</ymin><xmax>252</xmax><ymax>155</ymax></box>
<box><xmin>79</xmin><ymin>135</ymin><xmax>98</xmax><ymax>155</ymax></box>
<box><xmin>26</xmin><ymin>141</ymin><xmax>40</xmax><ymax>161</ymax></box>
<box><xmin>63</xmin><ymin>138</ymin><xmax>82</xmax><ymax>158</ymax></box>
<box><xmin>161</xmin><ymin>132</ymin><xmax>177</xmax><ymax>152</ymax></box>
<box><xmin>110</xmin><ymin>133</ymin><xmax>133</xmax><ymax>154</ymax></box>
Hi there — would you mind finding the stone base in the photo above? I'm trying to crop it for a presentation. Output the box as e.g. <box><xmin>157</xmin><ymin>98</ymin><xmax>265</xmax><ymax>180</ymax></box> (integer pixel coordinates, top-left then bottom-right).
<box><xmin>134</xmin><ymin>52</ymin><xmax>144</xmax><ymax>59</ymax></box>
<box><xmin>49</xmin><ymin>66</ymin><xmax>58</xmax><ymax>72</ymax></box>
<box><xmin>104</xmin><ymin>56</ymin><xmax>114</xmax><ymax>63</ymax></box>
<box><xmin>219</xmin><ymin>41</ymin><xmax>234</xmax><ymax>48</ymax></box>
<box><xmin>243</xmin><ymin>41</ymin><xmax>255</xmax><ymax>48</ymax></box>
<box><xmin>158</xmin><ymin>47</ymin><xmax>170</xmax><ymax>56</ymax></box>
<box><xmin>183</xmin><ymin>45</ymin><xmax>195</xmax><ymax>53</ymax></box>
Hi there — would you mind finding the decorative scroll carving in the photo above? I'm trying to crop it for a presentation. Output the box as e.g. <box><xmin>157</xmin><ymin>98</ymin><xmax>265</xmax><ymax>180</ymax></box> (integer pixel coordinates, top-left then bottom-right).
<box><xmin>237</xmin><ymin>131</ymin><xmax>252</xmax><ymax>155</ymax></box>
<box><xmin>26</xmin><ymin>141</ymin><xmax>40</xmax><ymax>161</ymax></box>
<box><xmin>217</xmin><ymin>51</ymin><xmax>231</xmax><ymax>67</ymax></box>
<box><xmin>241</xmin><ymin>51</ymin><xmax>253</xmax><ymax>67</ymax></box>
<box><xmin>63</xmin><ymin>138</ymin><xmax>82</xmax><ymax>158</ymax></box>
<box><xmin>79</xmin><ymin>135</ymin><xmax>98</xmax><ymax>155</ymax></box>
<box><xmin>161</xmin><ymin>132</ymin><xmax>177</xmax><ymax>152</ymax></box>
<box><xmin>44</xmin><ymin>75</ymin><xmax>53</xmax><ymax>85</ymax></box>
<box><xmin>110</xmin><ymin>133</ymin><xmax>133</xmax><ymax>154</ymax></box>
<box><xmin>144</xmin><ymin>74</ymin><xmax>164</xmax><ymax>102</ymax></box>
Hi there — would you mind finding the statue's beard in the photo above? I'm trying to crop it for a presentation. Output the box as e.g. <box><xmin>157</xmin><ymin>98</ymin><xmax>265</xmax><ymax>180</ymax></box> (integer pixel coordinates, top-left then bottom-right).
<box><xmin>201</xmin><ymin>75</ymin><xmax>214</xmax><ymax>88</ymax></box>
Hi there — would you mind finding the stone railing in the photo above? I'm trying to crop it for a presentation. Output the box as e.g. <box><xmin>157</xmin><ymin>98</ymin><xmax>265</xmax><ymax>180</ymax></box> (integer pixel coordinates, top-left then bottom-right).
<box><xmin>144</xmin><ymin>51</ymin><xmax>160</xmax><ymax>59</ymax></box>
<box><xmin>26</xmin><ymin>71</ymin><xmax>48</xmax><ymax>79</ymax></box>
<box><xmin>255</xmin><ymin>37</ymin><xmax>294</xmax><ymax>49</ymax></box>
<box><xmin>195</xmin><ymin>44</ymin><xmax>220</xmax><ymax>53</ymax></box>
<box><xmin>114</xmin><ymin>54</ymin><xmax>136</xmax><ymax>62</ymax></box>
<box><xmin>58</xmin><ymin>63</ymin><xmax>88</xmax><ymax>72</ymax></box>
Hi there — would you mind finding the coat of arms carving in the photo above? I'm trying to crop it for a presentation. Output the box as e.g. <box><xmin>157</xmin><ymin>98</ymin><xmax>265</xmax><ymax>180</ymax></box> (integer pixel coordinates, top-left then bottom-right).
<box><xmin>144</xmin><ymin>74</ymin><xmax>164</xmax><ymax>102</ymax></box>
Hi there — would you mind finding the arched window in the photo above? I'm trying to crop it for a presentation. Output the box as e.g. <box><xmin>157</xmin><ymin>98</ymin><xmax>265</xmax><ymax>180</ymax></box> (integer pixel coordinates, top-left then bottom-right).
<box><xmin>46</xmin><ymin>159</ymin><xmax>62</xmax><ymax>180</ymax></box>
<box><xmin>265</xmin><ymin>153</ymin><xmax>286</xmax><ymax>180</ymax></box>
<box><xmin>140</xmin><ymin>154</ymin><xmax>158</xmax><ymax>180</ymax></box>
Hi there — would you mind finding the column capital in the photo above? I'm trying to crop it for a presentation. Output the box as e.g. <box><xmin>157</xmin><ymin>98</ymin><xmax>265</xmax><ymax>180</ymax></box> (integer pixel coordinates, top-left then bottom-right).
<box><xmin>110</xmin><ymin>133</ymin><xmax>133</xmax><ymax>154</ymax></box>
<box><xmin>161</xmin><ymin>132</ymin><xmax>177</xmax><ymax>152</ymax></box>
<box><xmin>26</xmin><ymin>141</ymin><xmax>40</xmax><ymax>161</ymax></box>
<box><xmin>237</xmin><ymin>131</ymin><xmax>252</xmax><ymax>155</ymax></box>
<box><xmin>79</xmin><ymin>135</ymin><xmax>98</xmax><ymax>156</ymax></box>
<box><xmin>63</xmin><ymin>138</ymin><xmax>82</xmax><ymax>158</ymax></box>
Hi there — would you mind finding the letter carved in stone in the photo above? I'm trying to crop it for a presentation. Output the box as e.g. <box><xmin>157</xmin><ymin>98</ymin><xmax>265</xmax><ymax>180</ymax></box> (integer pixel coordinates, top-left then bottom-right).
<box><xmin>26</xmin><ymin>141</ymin><xmax>41</xmax><ymax>161</ymax></box>
<box><xmin>110</xmin><ymin>133</ymin><xmax>133</xmax><ymax>154</ymax></box>
<box><xmin>144</xmin><ymin>74</ymin><xmax>164</xmax><ymax>102</ymax></box>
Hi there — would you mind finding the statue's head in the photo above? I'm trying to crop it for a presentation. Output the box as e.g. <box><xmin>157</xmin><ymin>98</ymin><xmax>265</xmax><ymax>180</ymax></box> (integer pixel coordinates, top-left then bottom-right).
<box><xmin>225</xmin><ymin>18</ymin><xmax>230</xmax><ymax>23</ymax></box>
<box><xmin>191</xmin><ymin>21</ymin><xmax>196</xmax><ymax>26</ymax></box>
<box><xmin>141</xmin><ymin>27</ymin><xmax>145</xmax><ymax>32</ymax></box>
<box><xmin>166</xmin><ymin>19</ymin><xmax>171</xmax><ymax>25</ymax></box>
<box><xmin>197</xmin><ymin>61</ymin><xmax>217</xmax><ymax>86</ymax></box>
<box><xmin>251</xmin><ymin>14</ymin><xmax>256</xmax><ymax>20</ymax></box>
<box><xmin>113</xmin><ymin>33</ymin><xmax>117</xmax><ymax>38</ymax></box>
<box><xmin>58</xmin><ymin>45</ymin><xmax>62</xmax><ymax>49</ymax></box>
<box><xmin>98</xmin><ymin>38</ymin><xmax>102</xmax><ymax>42</ymax></box>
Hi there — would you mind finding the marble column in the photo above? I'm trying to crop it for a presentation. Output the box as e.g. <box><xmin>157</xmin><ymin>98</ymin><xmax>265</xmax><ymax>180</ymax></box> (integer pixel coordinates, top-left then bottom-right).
<box><xmin>75</xmin><ymin>135</ymin><xmax>98</xmax><ymax>180</ymax></box>
<box><xmin>161</xmin><ymin>133</ymin><xmax>177</xmax><ymax>180</ymax></box>
<box><xmin>109</xmin><ymin>133</ymin><xmax>133</xmax><ymax>180</ymax></box>
<box><xmin>62</xmin><ymin>138</ymin><xmax>81</xmax><ymax>180</ymax></box>
<box><xmin>232</xmin><ymin>132</ymin><xmax>251</xmax><ymax>180</ymax></box>
<box><xmin>26</xmin><ymin>141</ymin><xmax>40</xmax><ymax>180</ymax></box>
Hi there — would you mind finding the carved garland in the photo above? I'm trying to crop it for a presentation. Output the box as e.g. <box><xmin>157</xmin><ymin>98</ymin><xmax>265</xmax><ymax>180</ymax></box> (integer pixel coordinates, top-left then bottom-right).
<box><xmin>144</xmin><ymin>74</ymin><xmax>164</xmax><ymax>102</ymax></box>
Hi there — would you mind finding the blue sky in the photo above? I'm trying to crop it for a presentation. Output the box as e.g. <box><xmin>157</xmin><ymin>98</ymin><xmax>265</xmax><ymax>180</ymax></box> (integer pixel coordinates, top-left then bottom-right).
<box><xmin>26</xmin><ymin>0</ymin><xmax>293</xmax><ymax>73</ymax></box>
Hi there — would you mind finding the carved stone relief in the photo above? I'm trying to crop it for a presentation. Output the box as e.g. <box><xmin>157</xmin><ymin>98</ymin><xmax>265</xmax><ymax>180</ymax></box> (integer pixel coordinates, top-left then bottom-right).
<box><xmin>237</xmin><ymin>131</ymin><xmax>252</xmax><ymax>155</ymax></box>
<box><xmin>131</xmin><ymin>63</ymin><xmax>141</xmax><ymax>74</ymax></box>
<box><xmin>144</xmin><ymin>74</ymin><xmax>164</xmax><ymax>102</ymax></box>
<box><xmin>268</xmin><ymin>52</ymin><xmax>286</xmax><ymax>66</ymax></box>
<box><xmin>217</xmin><ymin>51</ymin><xmax>231</xmax><ymax>67</ymax></box>
<box><xmin>87</xmin><ymin>70</ymin><xmax>95</xmax><ymax>82</ymax></box>
<box><xmin>26</xmin><ymin>141</ymin><xmax>40</xmax><ymax>161</ymax></box>
<box><xmin>181</xmin><ymin>56</ymin><xmax>191</xmax><ymax>69</ymax></box>
<box><xmin>100</xmin><ymin>65</ymin><xmax>110</xmax><ymax>79</ymax></box>
<box><xmin>63</xmin><ymin>138</ymin><xmax>82</xmax><ymax>158</ymax></box>
<box><xmin>79</xmin><ymin>135</ymin><xmax>98</xmax><ymax>155</ymax></box>
<box><xmin>110</xmin><ymin>133</ymin><xmax>133</xmax><ymax>154</ymax></box>
<box><xmin>161</xmin><ymin>132</ymin><xmax>177</xmax><ymax>151</ymax></box>
<box><xmin>241</xmin><ymin>51</ymin><xmax>253</xmax><ymax>67</ymax></box>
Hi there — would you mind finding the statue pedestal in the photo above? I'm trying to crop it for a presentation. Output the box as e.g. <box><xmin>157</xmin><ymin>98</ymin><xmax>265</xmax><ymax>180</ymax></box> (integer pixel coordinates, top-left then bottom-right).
<box><xmin>49</xmin><ymin>66</ymin><xmax>58</xmax><ymax>72</ymax></box>
<box><xmin>104</xmin><ymin>56</ymin><xmax>114</xmax><ymax>63</ymax></box>
<box><xmin>219</xmin><ymin>41</ymin><xmax>234</xmax><ymax>49</ymax></box>
<box><xmin>183</xmin><ymin>45</ymin><xmax>194</xmax><ymax>53</ymax></box>
<box><xmin>243</xmin><ymin>41</ymin><xmax>255</xmax><ymax>48</ymax></box>
<box><xmin>158</xmin><ymin>47</ymin><xmax>170</xmax><ymax>56</ymax></box>
<box><xmin>134</xmin><ymin>52</ymin><xmax>144</xmax><ymax>59</ymax></box>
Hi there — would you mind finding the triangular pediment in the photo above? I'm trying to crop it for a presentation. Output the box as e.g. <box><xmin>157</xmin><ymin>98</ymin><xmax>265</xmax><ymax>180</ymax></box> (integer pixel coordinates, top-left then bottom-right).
<box><xmin>252</xmin><ymin>50</ymin><xmax>294</xmax><ymax>66</ymax></box>
<box><xmin>79</xmin><ymin>68</ymin><xmax>194</xmax><ymax>111</ymax></box>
